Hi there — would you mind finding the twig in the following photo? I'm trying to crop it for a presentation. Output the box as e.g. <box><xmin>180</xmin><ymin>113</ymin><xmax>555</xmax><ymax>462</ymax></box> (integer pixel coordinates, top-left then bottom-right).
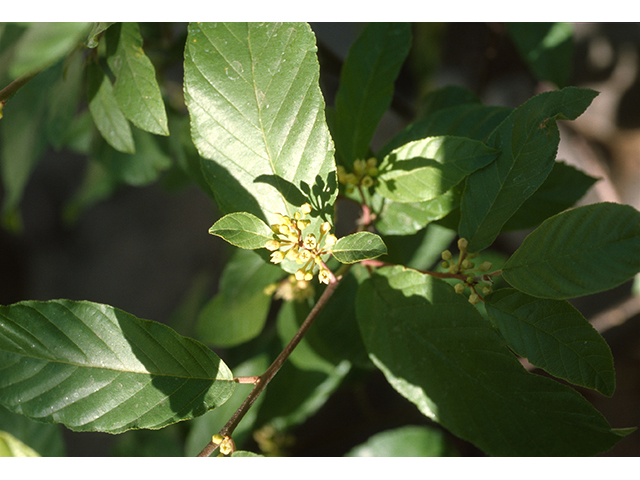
<box><xmin>196</xmin><ymin>269</ymin><xmax>348</xmax><ymax>457</ymax></box>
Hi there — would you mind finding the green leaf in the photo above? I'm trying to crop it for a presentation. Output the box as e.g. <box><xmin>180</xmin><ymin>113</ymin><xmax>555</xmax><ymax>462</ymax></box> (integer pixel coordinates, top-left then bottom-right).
<box><xmin>86</xmin><ymin>22</ymin><xmax>116</xmax><ymax>48</ymax></box>
<box><xmin>377</xmin><ymin>136</ymin><xmax>499</xmax><ymax>203</ymax></box>
<box><xmin>0</xmin><ymin>405</ymin><xmax>65</xmax><ymax>456</ymax></box>
<box><xmin>106</xmin><ymin>23</ymin><xmax>169</xmax><ymax>136</ymax></box>
<box><xmin>332</xmin><ymin>232</ymin><xmax>387</xmax><ymax>264</ymax></box>
<box><xmin>507</xmin><ymin>23</ymin><xmax>574</xmax><ymax>88</ymax></box>
<box><xmin>333</xmin><ymin>22</ymin><xmax>412</xmax><ymax>167</ymax></box>
<box><xmin>346</xmin><ymin>425</ymin><xmax>456</xmax><ymax>457</ymax></box>
<box><xmin>197</xmin><ymin>249</ymin><xmax>283</xmax><ymax>347</ymax></box>
<box><xmin>0</xmin><ymin>300</ymin><xmax>234</xmax><ymax>434</ymax></box>
<box><xmin>356</xmin><ymin>266</ymin><xmax>626</xmax><ymax>456</ymax></box>
<box><xmin>501</xmin><ymin>161</ymin><xmax>598</xmax><ymax>231</ymax></box>
<box><xmin>184</xmin><ymin>22</ymin><xmax>336</xmax><ymax>230</ymax></box>
<box><xmin>8</xmin><ymin>23</ymin><xmax>90</xmax><ymax>78</ymax></box>
<box><xmin>485</xmin><ymin>289</ymin><xmax>615</xmax><ymax>396</ymax></box>
<box><xmin>87</xmin><ymin>61</ymin><xmax>135</xmax><ymax>154</ymax></box>
<box><xmin>502</xmin><ymin>202</ymin><xmax>640</xmax><ymax>299</ymax></box>
<box><xmin>459</xmin><ymin>87</ymin><xmax>599</xmax><ymax>252</ymax></box>
<box><xmin>209</xmin><ymin>212</ymin><xmax>274</xmax><ymax>250</ymax></box>
<box><xmin>0</xmin><ymin>430</ymin><xmax>39</xmax><ymax>457</ymax></box>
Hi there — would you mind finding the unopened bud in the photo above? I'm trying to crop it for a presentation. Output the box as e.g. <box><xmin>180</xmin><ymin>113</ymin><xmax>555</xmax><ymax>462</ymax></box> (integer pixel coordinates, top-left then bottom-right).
<box><xmin>468</xmin><ymin>293</ymin><xmax>480</xmax><ymax>305</ymax></box>
<box><xmin>441</xmin><ymin>250</ymin><xmax>452</xmax><ymax>261</ymax></box>
<box><xmin>454</xmin><ymin>283</ymin><xmax>466</xmax><ymax>294</ymax></box>
<box><xmin>300</xmin><ymin>203</ymin><xmax>312</xmax><ymax>215</ymax></box>
<box><xmin>478</xmin><ymin>261</ymin><xmax>493</xmax><ymax>272</ymax></box>
<box><xmin>457</xmin><ymin>238</ymin><xmax>469</xmax><ymax>251</ymax></box>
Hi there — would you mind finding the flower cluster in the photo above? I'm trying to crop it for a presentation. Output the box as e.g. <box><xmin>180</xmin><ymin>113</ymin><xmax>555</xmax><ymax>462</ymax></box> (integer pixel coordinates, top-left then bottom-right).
<box><xmin>264</xmin><ymin>275</ymin><xmax>315</xmax><ymax>302</ymax></box>
<box><xmin>337</xmin><ymin>157</ymin><xmax>378</xmax><ymax>191</ymax></box>
<box><xmin>265</xmin><ymin>203</ymin><xmax>337</xmax><ymax>285</ymax></box>
<box><xmin>441</xmin><ymin>238</ymin><xmax>493</xmax><ymax>305</ymax></box>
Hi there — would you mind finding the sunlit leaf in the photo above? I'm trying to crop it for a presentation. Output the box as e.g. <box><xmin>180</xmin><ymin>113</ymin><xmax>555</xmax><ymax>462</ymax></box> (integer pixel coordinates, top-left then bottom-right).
<box><xmin>209</xmin><ymin>212</ymin><xmax>274</xmax><ymax>250</ymax></box>
<box><xmin>332</xmin><ymin>232</ymin><xmax>387</xmax><ymax>264</ymax></box>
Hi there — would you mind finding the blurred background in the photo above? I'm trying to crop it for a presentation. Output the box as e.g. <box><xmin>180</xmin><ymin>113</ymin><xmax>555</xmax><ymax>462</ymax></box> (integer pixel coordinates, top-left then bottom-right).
<box><xmin>0</xmin><ymin>22</ymin><xmax>639</xmax><ymax>456</ymax></box>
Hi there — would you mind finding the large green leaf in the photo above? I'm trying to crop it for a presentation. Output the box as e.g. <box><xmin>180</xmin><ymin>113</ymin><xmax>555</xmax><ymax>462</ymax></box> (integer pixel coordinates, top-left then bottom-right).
<box><xmin>197</xmin><ymin>249</ymin><xmax>284</xmax><ymax>347</ymax></box>
<box><xmin>459</xmin><ymin>87</ymin><xmax>598</xmax><ymax>252</ymax></box>
<box><xmin>106</xmin><ymin>22</ymin><xmax>169</xmax><ymax>136</ymax></box>
<box><xmin>485</xmin><ymin>289</ymin><xmax>615</xmax><ymax>396</ymax></box>
<box><xmin>184</xmin><ymin>22</ymin><xmax>336</xmax><ymax>230</ymax></box>
<box><xmin>502</xmin><ymin>202</ymin><xmax>640</xmax><ymax>299</ymax></box>
<box><xmin>377</xmin><ymin>136</ymin><xmax>499</xmax><ymax>203</ymax></box>
<box><xmin>333</xmin><ymin>22</ymin><xmax>412</xmax><ymax>168</ymax></box>
<box><xmin>356</xmin><ymin>266</ymin><xmax>628</xmax><ymax>456</ymax></box>
<box><xmin>332</xmin><ymin>232</ymin><xmax>387</xmax><ymax>264</ymax></box>
<box><xmin>346</xmin><ymin>425</ymin><xmax>456</xmax><ymax>457</ymax></box>
<box><xmin>507</xmin><ymin>23</ymin><xmax>574</xmax><ymax>88</ymax></box>
<box><xmin>0</xmin><ymin>300</ymin><xmax>234</xmax><ymax>434</ymax></box>
<box><xmin>87</xmin><ymin>61</ymin><xmax>135</xmax><ymax>154</ymax></box>
<box><xmin>501</xmin><ymin>160</ymin><xmax>597</xmax><ymax>231</ymax></box>
<box><xmin>8</xmin><ymin>23</ymin><xmax>90</xmax><ymax>78</ymax></box>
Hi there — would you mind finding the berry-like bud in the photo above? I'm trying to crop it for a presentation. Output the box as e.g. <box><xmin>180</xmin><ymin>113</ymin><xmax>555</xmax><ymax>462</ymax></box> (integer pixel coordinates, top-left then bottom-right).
<box><xmin>478</xmin><ymin>261</ymin><xmax>493</xmax><ymax>272</ymax></box>
<box><xmin>212</xmin><ymin>434</ymin><xmax>225</xmax><ymax>445</ymax></box>
<box><xmin>324</xmin><ymin>234</ymin><xmax>337</xmax><ymax>248</ymax></box>
<box><xmin>441</xmin><ymin>250</ymin><xmax>452</xmax><ymax>261</ymax></box>
<box><xmin>300</xmin><ymin>203</ymin><xmax>312</xmax><ymax>215</ymax></box>
<box><xmin>321</xmin><ymin>222</ymin><xmax>331</xmax><ymax>234</ymax></box>
<box><xmin>361</xmin><ymin>175</ymin><xmax>374</xmax><ymax>188</ymax></box>
<box><xmin>454</xmin><ymin>283</ymin><xmax>466</xmax><ymax>294</ymax></box>
<box><xmin>468</xmin><ymin>293</ymin><xmax>480</xmax><ymax>305</ymax></box>
<box><xmin>461</xmin><ymin>259</ymin><xmax>474</xmax><ymax>270</ymax></box>
<box><xmin>466</xmin><ymin>276</ymin><xmax>475</xmax><ymax>285</ymax></box>
<box><xmin>441</xmin><ymin>261</ymin><xmax>450</xmax><ymax>269</ymax></box>
<box><xmin>457</xmin><ymin>238</ymin><xmax>469</xmax><ymax>251</ymax></box>
<box><xmin>482</xmin><ymin>285</ymin><xmax>492</xmax><ymax>295</ymax></box>
<box><xmin>265</xmin><ymin>240</ymin><xmax>280</xmax><ymax>251</ymax></box>
<box><xmin>449</xmin><ymin>264</ymin><xmax>459</xmax><ymax>274</ymax></box>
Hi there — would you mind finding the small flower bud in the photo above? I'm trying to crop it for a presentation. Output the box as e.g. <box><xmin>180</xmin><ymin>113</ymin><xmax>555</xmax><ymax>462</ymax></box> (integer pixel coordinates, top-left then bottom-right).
<box><xmin>321</xmin><ymin>222</ymin><xmax>331</xmax><ymax>234</ymax></box>
<box><xmin>212</xmin><ymin>434</ymin><xmax>225</xmax><ymax>445</ymax></box>
<box><xmin>300</xmin><ymin>203</ymin><xmax>312</xmax><ymax>215</ymax></box>
<box><xmin>361</xmin><ymin>175</ymin><xmax>374</xmax><ymax>188</ymax></box>
<box><xmin>441</xmin><ymin>250</ymin><xmax>452</xmax><ymax>261</ymax></box>
<box><xmin>457</xmin><ymin>238</ymin><xmax>469</xmax><ymax>251</ymax></box>
<box><xmin>219</xmin><ymin>436</ymin><xmax>235</xmax><ymax>455</ymax></box>
<box><xmin>469</xmin><ymin>293</ymin><xmax>480</xmax><ymax>305</ymax></box>
<box><xmin>461</xmin><ymin>259</ymin><xmax>474</xmax><ymax>270</ymax></box>
<box><xmin>449</xmin><ymin>264</ymin><xmax>459</xmax><ymax>274</ymax></box>
<box><xmin>466</xmin><ymin>276</ymin><xmax>475</xmax><ymax>285</ymax></box>
<box><xmin>265</xmin><ymin>240</ymin><xmax>281</xmax><ymax>251</ymax></box>
<box><xmin>482</xmin><ymin>285</ymin><xmax>492</xmax><ymax>295</ymax></box>
<box><xmin>295</xmin><ymin>269</ymin><xmax>306</xmax><ymax>281</ymax></box>
<box><xmin>324</xmin><ymin>234</ymin><xmax>337</xmax><ymax>248</ymax></box>
<box><xmin>478</xmin><ymin>261</ymin><xmax>493</xmax><ymax>272</ymax></box>
<box><xmin>454</xmin><ymin>283</ymin><xmax>466</xmax><ymax>294</ymax></box>
<box><xmin>270</xmin><ymin>251</ymin><xmax>285</xmax><ymax>264</ymax></box>
<box><xmin>441</xmin><ymin>261</ymin><xmax>450</xmax><ymax>269</ymax></box>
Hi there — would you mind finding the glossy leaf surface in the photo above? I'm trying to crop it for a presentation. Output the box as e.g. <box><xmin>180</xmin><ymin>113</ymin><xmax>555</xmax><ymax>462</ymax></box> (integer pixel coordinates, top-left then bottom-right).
<box><xmin>356</xmin><ymin>266</ymin><xmax>627</xmax><ymax>456</ymax></box>
<box><xmin>106</xmin><ymin>23</ymin><xmax>169</xmax><ymax>136</ymax></box>
<box><xmin>502</xmin><ymin>202</ymin><xmax>640</xmax><ymax>299</ymax></box>
<box><xmin>184</xmin><ymin>22</ymin><xmax>336</xmax><ymax>229</ymax></box>
<box><xmin>0</xmin><ymin>300</ymin><xmax>234</xmax><ymax>434</ymax></box>
<box><xmin>209</xmin><ymin>212</ymin><xmax>274</xmax><ymax>250</ymax></box>
<box><xmin>332</xmin><ymin>232</ymin><xmax>387</xmax><ymax>264</ymax></box>
<box><xmin>333</xmin><ymin>22</ymin><xmax>412</xmax><ymax>168</ymax></box>
<box><xmin>378</xmin><ymin>136</ymin><xmax>498</xmax><ymax>203</ymax></box>
<box><xmin>459</xmin><ymin>87</ymin><xmax>598</xmax><ymax>252</ymax></box>
<box><xmin>485</xmin><ymin>289</ymin><xmax>615</xmax><ymax>396</ymax></box>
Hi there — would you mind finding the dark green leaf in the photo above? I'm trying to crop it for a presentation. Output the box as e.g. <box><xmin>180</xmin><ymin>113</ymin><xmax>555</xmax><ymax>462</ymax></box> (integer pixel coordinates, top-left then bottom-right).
<box><xmin>0</xmin><ymin>300</ymin><xmax>234</xmax><ymax>434</ymax></box>
<box><xmin>377</xmin><ymin>136</ymin><xmax>499</xmax><ymax>203</ymax></box>
<box><xmin>184</xmin><ymin>22</ymin><xmax>336</xmax><ymax>230</ymax></box>
<box><xmin>87</xmin><ymin>61</ymin><xmax>135</xmax><ymax>154</ymax></box>
<box><xmin>197</xmin><ymin>249</ymin><xmax>283</xmax><ymax>347</ymax></box>
<box><xmin>332</xmin><ymin>232</ymin><xmax>387</xmax><ymax>264</ymax></box>
<box><xmin>507</xmin><ymin>23</ymin><xmax>574</xmax><ymax>88</ymax></box>
<box><xmin>485</xmin><ymin>289</ymin><xmax>615</xmax><ymax>396</ymax></box>
<box><xmin>459</xmin><ymin>87</ymin><xmax>599</xmax><ymax>252</ymax></box>
<box><xmin>106</xmin><ymin>23</ymin><xmax>169</xmax><ymax>136</ymax></box>
<box><xmin>501</xmin><ymin>161</ymin><xmax>598</xmax><ymax>231</ymax></box>
<box><xmin>502</xmin><ymin>202</ymin><xmax>640</xmax><ymax>299</ymax></box>
<box><xmin>346</xmin><ymin>425</ymin><xmax>456</xmax><ymax>457</ymax></box>
<box><xmin>356</xmin><ymin>266</ymin><xmax>626</xmax><ymax>456</ymax></box>
<box><xmin>209</xmin><ymin>212</ymin><xmax>274</xmax><ymax>250</ymax></box>
<box><xmin>333</xmin><ymin>22</ymin><xmax>412</xmax><ymax>167</ymax></box>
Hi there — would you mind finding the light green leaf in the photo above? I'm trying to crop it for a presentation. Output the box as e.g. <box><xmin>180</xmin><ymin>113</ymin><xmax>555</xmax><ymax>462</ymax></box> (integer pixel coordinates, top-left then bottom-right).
<box><xmin>333</xmin><ymin>22</ymin><xmax>412</xmax><ymax>167</ymax></box>
<box><xmin>356</xmin><ymin>266</ymin><xmax>627</xmax><ymax>456</ymax></box>
<box><xmin>346</xmin><ymin>425</ymin><xmax>455</xmax><ymax>457</ymax></box>
<box><xmin>502</xmin><ymin>202</ymin><xmax>640</xmax><ymax>299</ymax></box>
<box><xmin>0</xmin><ymin>300</ymin><xmax>234</xmax><ymax>434</ymax></box>
<box><xmin>377</xmin><ymin>136</ymin><xmax>499</xmax><ymax>203</ymax></box>
<box><xmin>8</xmin><ymin>23</ymin><xmax>90</xmax><ymax>78</ymax></box>
<box><xmin>485</xmin><ymin>289</ymin><xmax>615</xmax><ymax>396</ymax></box>
<box><xmin>231</xmin><ymin>450</ymin><xmax>263</xmax><ymax>457</ymax></box>
<box><xmin>459</xmin><ymin>87</ymin><xmax>599</xmax><ymax>252</ymax></box>
<box><xmin>209</xmin><ymin>212</ymin><xmax>274</xmax><ymax>250</ymax></box>
<box><xmin>87</xmin><ymin>61</ymin><xmax>135</xmax><ymax>154</ymax></box>
<box><xmin>86</xmin><ymin>22</ymin><xmax>116</xmax><ymax>48</ymax></box>
<box><xmin>332</xmin><ymin>232</ymin><xmax>387</xmax><ymax>264</ymax></box>
<box><xmin>0</xmin><ymin>405</ymin><xmax>65</xmax><ymax>456</ymax></box>
<box><xmin>507</xmin><ymin>23</ymin><xmax>574</xmax><ymax>88</ymax></box>
<box><xmin>106</xmin><ymin>23</ymin><xmax>169</xmax><ymax>136</ymax></box>
<box><xmin>0</xmin><ymin>430</ymin><xmax>39</xmax><ymax>457</ymax></box>
<box><xmin>184</xmin><ymin>22</ymin><xmax>336</xmax><ymax>230</ymax></box>
<box><xmin>197</xmin><ymin>249</ymin><xmax>283</xmax><ymax>347</ymax></box>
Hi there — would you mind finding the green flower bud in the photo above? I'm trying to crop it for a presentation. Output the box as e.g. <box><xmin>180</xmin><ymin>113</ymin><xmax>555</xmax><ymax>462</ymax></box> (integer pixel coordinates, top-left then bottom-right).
<box><xmin>457</xmin><ymin>238</ymin><xmax>469</xmax><ymax>251</ymax></box>
<box><xmin>478</xmin><ymin>261</ymin><xmax>493</xmax><ymax>272</ymax></box>
<box><xmin>468</xmin><ymin>293</ymin><xmax>480</xmax><ymax>305</ymax></box>
<box><xmin>441</xmin><ymin>250</ymin><xmax>452</xmax><ymax>261</ymax></box>
<box><xmin>454</xmin><ymin>283</ymin><xmax>466</xmax><ymax>294</ymax></box>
